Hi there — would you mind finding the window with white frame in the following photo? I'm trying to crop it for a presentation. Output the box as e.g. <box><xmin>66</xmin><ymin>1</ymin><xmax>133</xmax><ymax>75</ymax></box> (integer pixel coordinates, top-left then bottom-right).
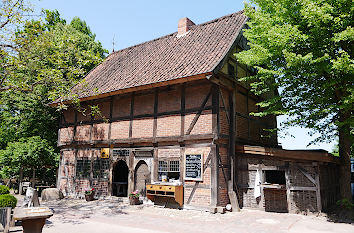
<box><xmin>158</xmin><ymin>160</ymin><xmax>180</xmax><ymax>181</ymax></box>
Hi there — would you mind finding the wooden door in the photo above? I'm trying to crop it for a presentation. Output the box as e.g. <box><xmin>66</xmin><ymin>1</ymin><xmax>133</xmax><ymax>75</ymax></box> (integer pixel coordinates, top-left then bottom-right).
<box><xmin>134</xmin><ymin>161</ymin><xmax>150</xmax><ymax>196</ymax></box>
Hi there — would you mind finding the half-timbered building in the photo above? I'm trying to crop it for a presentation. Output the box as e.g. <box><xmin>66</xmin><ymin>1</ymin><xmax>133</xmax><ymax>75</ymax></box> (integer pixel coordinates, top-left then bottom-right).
<box><xmin>53</xmin><ymin>10</ymin><xmax>339</xmax><ymax>213</ymax></box>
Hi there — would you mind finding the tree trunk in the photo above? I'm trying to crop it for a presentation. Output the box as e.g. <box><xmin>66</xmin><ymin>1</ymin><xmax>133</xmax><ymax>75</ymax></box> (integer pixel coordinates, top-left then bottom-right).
<box><xmin>338</xmin><ymin>123</ymin><xmax>352</xmax><ymax>201</ymax></box>
<box><xmin>19</xmin><ymin>167</ymin><xmax>23</xmax><ymax>195</ymax></box>
<box><xmin>32</xmin><ymin>168</ymin><xmax>36</xmax><ymax>188</ymax></box>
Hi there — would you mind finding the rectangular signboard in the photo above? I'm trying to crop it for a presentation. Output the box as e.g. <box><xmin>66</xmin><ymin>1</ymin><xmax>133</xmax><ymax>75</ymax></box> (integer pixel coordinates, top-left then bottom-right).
<box><xmin>184</xmin><ymin>154</ymin><xmax>203</xmax><ymax>181</ymax></box>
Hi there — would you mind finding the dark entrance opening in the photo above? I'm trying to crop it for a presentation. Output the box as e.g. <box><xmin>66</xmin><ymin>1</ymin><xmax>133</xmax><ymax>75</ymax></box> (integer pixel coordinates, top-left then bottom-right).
<box><xmin>264</xmin><ymin>170</ymin><xmax>286</xmax><ymax>184</ymax></box>
<box><xmin>112</xmin><ymin>160</ymin><xmax>129</xmax><ymax>197</ymax></box>
<box><xmin>263</xmin><ymin>170</ymin><xmax>288</xmax><ymax>213</ymax></box>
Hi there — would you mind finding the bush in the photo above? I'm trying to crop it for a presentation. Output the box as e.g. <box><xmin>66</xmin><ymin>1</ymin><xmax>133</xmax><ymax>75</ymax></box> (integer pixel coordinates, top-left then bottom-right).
<box><xmin>0</xmin><ymin>194</ymin><xmax>17</xmax><ymax>208</ymax></box>
<box><xmin>0</xmin><ymin>185</ymin><xmax>10</xmax><ymax>195</ymax></box>
<box><xmin>337</xmin><ymin>199</ymin><xmax>354</xmax><ymax>210</ymax></box>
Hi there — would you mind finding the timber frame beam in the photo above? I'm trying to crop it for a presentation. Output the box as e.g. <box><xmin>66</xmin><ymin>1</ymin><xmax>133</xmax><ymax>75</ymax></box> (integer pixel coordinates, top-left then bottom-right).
<box><xmin>236</xmin><ymin>145</ymin><xmax>340</xmax><ymax>164</ymax></box>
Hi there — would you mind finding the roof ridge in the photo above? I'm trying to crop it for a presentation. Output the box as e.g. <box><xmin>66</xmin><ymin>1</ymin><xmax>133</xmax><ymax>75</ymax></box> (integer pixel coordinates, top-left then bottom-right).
<box><xmin>195</xmin><ymin>9</ymin><xmax>245</xmax><ymax>28</ymax></box>
<box><xmin>110</xmin><ymin>32</ymin><xmax>176</xmax><ymax>56</ymax></box>
<box><xmin>109</xmin><ymin>9</ymin><xmax>245</xmax><ymax>57</ymax></box>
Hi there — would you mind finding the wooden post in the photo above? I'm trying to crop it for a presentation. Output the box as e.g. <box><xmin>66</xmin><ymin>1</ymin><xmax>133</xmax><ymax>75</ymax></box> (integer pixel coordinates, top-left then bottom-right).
<box><xmin>315</xmin><ymin>164</ymin><xmax>322</xmax><ymax>212</ymax></box>
<box><xmin>153</xmin><ymin>148</ymin><xmax>158</xmax><ymax>182</ymax></box>
<box><xmin>232</xmin><ymin>88</ymin><xmax>238</xmax><ymax>188</ymax></box>
<box><xmin>73</xmin><ymin>110</ymin><xmax>77</xmax><ymax>143</ymax></box>
<box><xmin>89</xmin><ymin>150</ymin><xmax>94</xmax><ymax>187</ymax></box>
<box><xmin>229</xmin><ymin>90</ymin><xmax>235</xmax><ymax>184</ymax></box>
<box><xmin>72</xmin><ymin>149</ymin><xmax>78</xmax><ymax>195</ymax></box>
<box><xmin>258</xmin><ymin>164</ymin><xmax>264</xmax><ymax>210</ymax></box>
<box><xmin>180</xmin><ymin>83</ymin><xmax>185</xmax><ymax>136</ymax></box>
<box><xmin>129</xmin><ymin>93</ymin><xmax>135</xmax><ymax>138</ymax></box>
<box><xmin>128</xmin><ymin>151</ymin><xmax>135</xmax><ymax>195</ymax></box>
<box><xmin>107</xmin><ymin>97</ymin><xmax>114</xmax><ymax>196</ymax></box>
<box><xmin>153</xmin><ymin>88</ymin><xmax>158</xmax><ymax>140</ymax></box>
<box><xmin>285</xmin><ymin>162</ymin><xmax>292</xmax><ymax>213</ymax></box>
<box><xmin>180</xmin><ymin>147</ymin><xmax>185</xmax><ymax>185</ymax></box>
<box><xmin>108</xmin><ymin>151</ymin><xmax>114</xmax><ymax>196</ymax></box>
<box><xmin>210</xmin><ymin>145</ymin><xmax>218</xmax><ymax>208</ymax></box>
<box><xmin>89</xmin><ymin>102</ymin><xmax>94</xmax><ymax>144</ymax></box>
<box><xmin>108</xmin><ymin>96</ymin><xmax>114</xmax><ymax>145</ymax></box>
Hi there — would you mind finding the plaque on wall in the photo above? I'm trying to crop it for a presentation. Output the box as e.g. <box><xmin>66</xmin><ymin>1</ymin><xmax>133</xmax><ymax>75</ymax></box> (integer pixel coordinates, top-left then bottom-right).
<box><xmin>134</xmin><ymin>150</ymin><xmax>153</xmax><ymax>157</ymax></box>
<box><xmin>184</xmin><ymin>154</ymin><xmax>203</xmax><ymax>181</ymax></box>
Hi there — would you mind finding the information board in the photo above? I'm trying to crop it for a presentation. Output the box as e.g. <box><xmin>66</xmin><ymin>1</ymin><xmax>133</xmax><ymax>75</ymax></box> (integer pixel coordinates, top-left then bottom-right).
<box><xmin>184</xmin><ymin>154</ymin><xmax>203</xmax><ymax>181</ymax></box>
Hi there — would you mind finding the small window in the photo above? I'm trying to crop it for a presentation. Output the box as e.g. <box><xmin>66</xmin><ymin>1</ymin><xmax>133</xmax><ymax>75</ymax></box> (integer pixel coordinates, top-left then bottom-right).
<box><xmin>93</xmin><ymin>160</ymin><xmax>100</xmax><ymax>178</ymax></box>
<box><xmin>169</xmin><ymin>161</ymin><xmax>180</xmax><ymax>172</ymax></box>
<box><xmin>158</xmin><ymin>160</ymin><xmax>180</xmax><ymax>181</ymax></box>
<box><xmin>93</xmin><ymin>158</ymin><xmax>110</xmax><ymax>179</ymax></box>
<box><xmin>112</xmin><ymin>149</ymin><xmax>130</xmax><ymax>157</ymax></box>
<box><xmin>76</xmin><ymin>158</ymin><xmax>90</xmax><ymax>178</ymax></box>
<box><xmin>264</xmin><ymin>170</ymin><xmax>286</xmax><ymax>185</ymax></box>
<box><xmin>158</xmin><ymin>161</ymin><xmax>168</xmax><ymax>172</ymax></box>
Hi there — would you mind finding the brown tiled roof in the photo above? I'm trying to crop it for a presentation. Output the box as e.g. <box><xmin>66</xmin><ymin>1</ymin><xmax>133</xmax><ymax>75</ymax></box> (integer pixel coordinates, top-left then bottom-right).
<box><xmin>71</xmin><ymin>10</ymin><xmax>247</xmax><ymax>100</ymax></box>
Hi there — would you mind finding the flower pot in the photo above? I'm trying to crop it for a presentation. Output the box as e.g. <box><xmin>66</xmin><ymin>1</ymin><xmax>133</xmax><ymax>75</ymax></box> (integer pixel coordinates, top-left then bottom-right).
<box><xmin>85</xmin><ymin>192</ymin><xmax>94</xmax><ymax>201</ymax></box>
<box><xmin>129</xmin><ymin>196</ymin><xmax>140</xmax><ymax>205</ymax></box>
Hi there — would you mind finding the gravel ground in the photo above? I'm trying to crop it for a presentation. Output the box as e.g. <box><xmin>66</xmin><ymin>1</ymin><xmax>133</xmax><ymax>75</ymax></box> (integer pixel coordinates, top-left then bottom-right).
<box><xmin>5</xmin><ymin>196</ymin><xmax>354</xmax><ymax>233</ymax></box>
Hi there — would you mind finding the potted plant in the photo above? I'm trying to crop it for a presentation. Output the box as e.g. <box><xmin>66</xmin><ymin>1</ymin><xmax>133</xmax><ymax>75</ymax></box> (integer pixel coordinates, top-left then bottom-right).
<box><xmin>84</xmin><ymin>188</ymin><xmax>95</xmax><ymax>201</ymax></box>
<box><xmin>129</xmin><ymin>190</ymin><xmax>140</xmax><ymax>205</ymax></box>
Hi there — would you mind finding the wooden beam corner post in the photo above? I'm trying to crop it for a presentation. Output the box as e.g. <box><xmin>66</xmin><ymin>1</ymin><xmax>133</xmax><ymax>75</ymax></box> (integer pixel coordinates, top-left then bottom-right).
<box><xmin>315</xmin><ymin>165</ymin><xmax>322</xmax><ymax>212</ymax></box>
<box><xmin>210</xmin><ymin>145</ymin><xmax>218</xmax><ymax>208</ymax></box>
<box><xmin>210</xmin><ymin>84</ymin><xmax>220</xmax><ymax>207</ymax></box>
<box><xmin>285</xmin><ymin>162</ymin><xmax>292</xmax><ymax>213</ymax></box>
<box><xmin>129</xmin><ymin>92</ymin><xmax>135</xmax><ymax>138</ymax></box>
<box><xmin>153</xmin><ymin>88</ymin><xmax>158</xmax><ymax>140</ymax></box>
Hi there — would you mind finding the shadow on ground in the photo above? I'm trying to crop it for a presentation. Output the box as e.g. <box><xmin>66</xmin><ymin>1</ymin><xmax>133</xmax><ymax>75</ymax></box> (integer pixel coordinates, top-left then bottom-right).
<box><xmin>42</xmin><ymin>198</ymin><xmax>130</xmax><ymax>225</ymax></box>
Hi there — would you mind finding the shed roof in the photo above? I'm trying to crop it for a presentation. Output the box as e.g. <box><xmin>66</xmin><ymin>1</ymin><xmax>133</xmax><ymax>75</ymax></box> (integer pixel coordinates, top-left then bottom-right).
<box><xmin>67</xmin><ymin>10</ymin><xmax>247</xmax><ymax>101</ymax></box>
<box><xmin>236</xmin><ymin>145</ymin><xmax>340</xmax><ymax>163</ymax></box>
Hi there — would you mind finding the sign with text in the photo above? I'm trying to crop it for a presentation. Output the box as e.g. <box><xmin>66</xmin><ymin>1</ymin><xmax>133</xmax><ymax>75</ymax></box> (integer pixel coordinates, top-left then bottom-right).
<box><xmin>184</xmin><ymin>154</ymin><xmax>203</xmax><ymax>181</ymax></box>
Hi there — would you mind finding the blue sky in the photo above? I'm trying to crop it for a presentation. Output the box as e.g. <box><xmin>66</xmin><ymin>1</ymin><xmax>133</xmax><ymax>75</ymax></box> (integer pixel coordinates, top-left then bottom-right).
<box><xmin>33</xmin><ymin>0</ymin><xmax>336</xmax><ymax>152</ymax></box>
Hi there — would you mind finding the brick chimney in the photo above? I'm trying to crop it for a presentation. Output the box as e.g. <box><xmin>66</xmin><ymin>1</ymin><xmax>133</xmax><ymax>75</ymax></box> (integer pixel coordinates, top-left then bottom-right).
<box><xmin>177</xmin><ymin>17</ymin><xmax>195</xmax><ymax>36</ymax></box>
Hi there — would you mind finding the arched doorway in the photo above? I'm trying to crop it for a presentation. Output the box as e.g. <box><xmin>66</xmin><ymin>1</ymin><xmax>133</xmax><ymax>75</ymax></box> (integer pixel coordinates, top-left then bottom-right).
<box><xmin>134</xmin><ymin>161</ymin><xmax>151</xmax><ymax>197</ymax></box>
<box><xmin>112</xmin><ymin>160</ymin><xmax>129</xmax><ymax>197</ymax></box>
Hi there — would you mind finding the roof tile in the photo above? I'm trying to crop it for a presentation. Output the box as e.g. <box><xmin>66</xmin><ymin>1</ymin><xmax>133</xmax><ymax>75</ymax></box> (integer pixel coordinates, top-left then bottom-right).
<box><xmin>72</xmin><ymin>10</ymin><xmax>247</xmax><ymax>99</ymax></box>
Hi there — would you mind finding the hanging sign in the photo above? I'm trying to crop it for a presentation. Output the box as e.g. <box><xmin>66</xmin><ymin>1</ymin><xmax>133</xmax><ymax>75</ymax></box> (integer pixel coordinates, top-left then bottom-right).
<box><xmin>184</xmin><ymin>154</ymin><xmax>203</xmax><ymax>181</ymax></box>
<box><xmin>100</xmin><ymin>148</ymin><xmax>110</xmax><ymax>158</ymax></box>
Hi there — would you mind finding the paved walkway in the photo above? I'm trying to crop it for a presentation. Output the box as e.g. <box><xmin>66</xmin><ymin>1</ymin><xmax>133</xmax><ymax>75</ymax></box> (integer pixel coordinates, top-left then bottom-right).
<box><xmin>7</xmin><ymin>197</ymin><xmax>354</xmax><ymax>233</ymax></box>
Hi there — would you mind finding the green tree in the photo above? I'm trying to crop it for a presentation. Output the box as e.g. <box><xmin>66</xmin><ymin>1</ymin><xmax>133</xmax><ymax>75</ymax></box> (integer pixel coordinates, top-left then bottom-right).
<box><xmin>4</xmin><ymin>9</ymin><xmax>107</xmax><ymax>99</ymax></box>
<box><xmin>0</xmin><ymin>136</ymin><xmax>58</xmax><ymax>184</ymax></box>
<box><xmin>237</xmin><ymin>0</ymin><xmax>353</xmax><ymax>199</ymax></box>
<box><xmin>0</xmin><ymin>9</ymin><xmax>107</xmax><ymax>184</ymax></box>
<box><xmin>1</xmin><ymin>0</ymin><xmax>32</xmax><ymax>91</ymax></box>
